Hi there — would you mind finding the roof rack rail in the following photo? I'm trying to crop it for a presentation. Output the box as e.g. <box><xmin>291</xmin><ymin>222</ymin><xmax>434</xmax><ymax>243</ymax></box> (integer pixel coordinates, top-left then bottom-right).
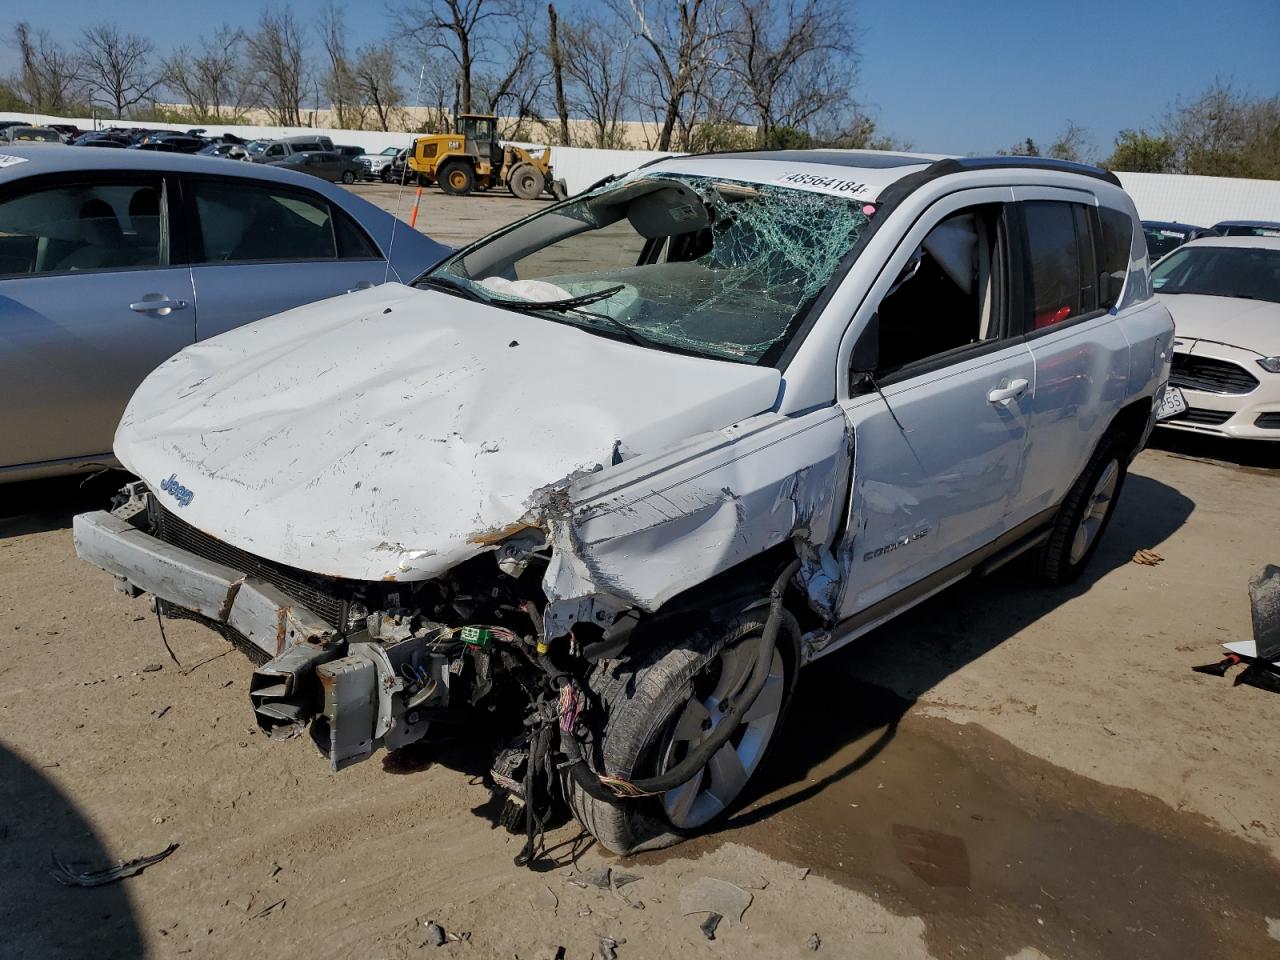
<box><xmin>921</xmin><ymin>155</ymin><xmax>1122</xmax><ymax>187</ymax></box>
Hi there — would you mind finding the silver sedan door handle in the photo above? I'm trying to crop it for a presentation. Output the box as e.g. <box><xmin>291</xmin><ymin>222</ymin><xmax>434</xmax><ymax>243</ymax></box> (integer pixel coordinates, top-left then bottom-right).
<box><xmin>987</xmin><ymin>378</ymin><xmax>1030</xmax><ymax>404</ymax></box>
<box><xmin>129</xmin><ymin>295</ymin><xmax>189</xmax><ymax>316</ymax></box>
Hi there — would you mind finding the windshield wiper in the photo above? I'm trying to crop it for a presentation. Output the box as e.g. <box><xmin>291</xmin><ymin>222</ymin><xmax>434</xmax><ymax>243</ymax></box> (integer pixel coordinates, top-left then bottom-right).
<box><xmin>492</xmin><ymin>284</ymin><xmax>626</xmax><ymax>314</ymax></box>
<box><xmin>417</xmin><ymin>274</ymin><xmax>491</xmax><ymax>302</ymax></box>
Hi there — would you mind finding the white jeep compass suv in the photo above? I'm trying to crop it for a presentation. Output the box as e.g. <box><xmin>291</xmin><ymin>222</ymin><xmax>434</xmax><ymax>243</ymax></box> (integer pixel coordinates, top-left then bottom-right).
<box><xmin>75</xmin><ymin>150</ymin><xmax>1175</xmax><ymax>858</ymax></box>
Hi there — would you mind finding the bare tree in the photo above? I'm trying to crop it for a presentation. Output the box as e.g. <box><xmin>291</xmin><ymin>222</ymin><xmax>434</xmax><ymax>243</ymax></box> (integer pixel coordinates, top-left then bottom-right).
<box><xmin>245</xmin><ymin>6</ymin><xmax>310</xmax><ymax>126</ymax></box>
<box><xmin>1161</xmin><ymin>81</ymin><xmax>1280</xmax><ymax>179</ymax></box>
<box><xmin>12</xmin><ymin>22</ymin><xmax>87</xmax><ymax>114</ymax></box>
<box><xmin>163</xmin><ymin>26</ymin><xmax>252</xmax><ymax>122</ymax></box>
<box><xmin>726</xmin><ymin>0</ymin><xmax>856</xmax><ymax>143</ymax></box>
<box><xmin>1046</xmin><ymin>120</ymin><xmax>1094</xmax><ymax>163</ymax></box>
<box><xmin>79</xmin><ymin>23</ymin><xmax>161</xmax><ymax>118</ymax></box>
<box><xmin>395</xmin><ymin>0</ymin><xmax>513</xmax><ymax>114</ymax></box>
<box><xmin>546</xmin><ymin>4</ymin><xmax>571</xmax><ymax>145</ymax></box>
<box><xmin>612</xmin><ymin>0</ymin><xmax>726</xmax><ymax>151</ymax></box>
<box><xmin>353</xmin><ymin>44</ymin><xmax>407</xmax><ymax>131</ymax></box>
<box><xmin>474</xmin><ymin>30</ymin><xmax>547</xmax><ymax>137</ymax></box>
<box><xmin>560</xmin><ymin>18</ymin><xmax>632</xmax><ymax>148</ymax></box>
<box><xmin>319</xmin><ymin>3</ymin><xmax>367</xmax><ymax>128</ymax></box>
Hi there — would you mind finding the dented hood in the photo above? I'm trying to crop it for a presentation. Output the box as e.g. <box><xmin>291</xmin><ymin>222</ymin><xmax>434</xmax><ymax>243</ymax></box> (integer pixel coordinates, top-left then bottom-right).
<box><xmin>1160</xmin><ymin>293</ymin><xmax>1280</xmax><ymax>357</ymax></box>
<box><xmin>115</xmin><ymin>283</ymin><xmax>782</xmax><ymax>581</ymax></box>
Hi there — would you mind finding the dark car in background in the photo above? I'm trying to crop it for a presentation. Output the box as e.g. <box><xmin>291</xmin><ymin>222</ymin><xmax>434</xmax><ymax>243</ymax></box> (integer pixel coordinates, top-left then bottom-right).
<box><xmin>1212</xmin><ymin>220</ymin><xmax>1280</xmax><ymax>238</ymax></box>
<box><xmin>268</xmin><ymin>150</ymin><xmax>363</xmax><ymax>184</ymax></box>
<box><xmin>130</xmin><ymin>134</ymin><xmax>208</xmax><ymax>154</ymax></box>
<box><xmin>1142</xmin><ymin>220</ymin><xmax>1213</xmax><ymax>260</ymax></box>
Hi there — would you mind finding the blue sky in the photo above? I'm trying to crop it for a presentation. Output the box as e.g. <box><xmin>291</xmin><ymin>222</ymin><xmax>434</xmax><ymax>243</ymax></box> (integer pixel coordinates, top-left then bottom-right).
<box><xmin>3</xmin><ymin>0</ymin><xmax>1277</xmax><ymax>155</ymax></box>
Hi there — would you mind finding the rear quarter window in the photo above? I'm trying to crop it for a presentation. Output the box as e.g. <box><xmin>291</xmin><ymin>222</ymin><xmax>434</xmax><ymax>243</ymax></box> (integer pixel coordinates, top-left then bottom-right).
<box><xmin>1098</xmin><ymin>207</ymin><xmax>1133</xmax><ymax>309</ymax></box>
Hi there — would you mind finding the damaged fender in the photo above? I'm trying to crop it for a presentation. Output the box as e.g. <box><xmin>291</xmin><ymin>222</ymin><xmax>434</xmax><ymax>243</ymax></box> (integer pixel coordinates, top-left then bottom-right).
<box><xmin>537</xmin><ymin>408</ymin><xmax>852</xmax><ymax>636</ymax></box>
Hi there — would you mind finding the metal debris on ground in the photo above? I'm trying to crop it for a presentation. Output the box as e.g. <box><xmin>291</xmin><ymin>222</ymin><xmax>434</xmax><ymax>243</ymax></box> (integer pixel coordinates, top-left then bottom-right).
<box><xmin>50</xmin><ymin>841</ymin><xmax>178</xmax><ymax>887</ymax></box>
<box><xmin>699</xmin><ymin>913</ymin><xmax>722</xmax><ymax>941</ymax></box>
<box><xmin>565</xmin><ymin>865</ymin><xmax>639</xmax><ymax>890</ymax></box>
<box><xmin>599</xmin><ymin>936</ymin><xmax>619</xmax><ymax>960</ymax></box>
<box><xmin>422</xmin><ymin>920</ymin><xmax>446</xmax><ymax>947</ymax></box>
<box><xmin>1132</xmin><ymin>549</ymin><xmax>1164</xmax><ymax>566</ymax></box>
<box><xmin>251</xmin><ymin>898</ymin><xmax>286</xmax><ymax>919</ymax></box>
<box><xmin>678</xmin><ymin>877</ymin><xmax>753</xmax><ymax>925</ymax></box>
<box><xmin>532</xmin><ymin>884</ymin><xmax>559</xmax><ymax>912</ymax></box>
<box><xmin>806</xmin><ymin>933</ymin><xmax>822</xmax><ymax>951</ymax></box>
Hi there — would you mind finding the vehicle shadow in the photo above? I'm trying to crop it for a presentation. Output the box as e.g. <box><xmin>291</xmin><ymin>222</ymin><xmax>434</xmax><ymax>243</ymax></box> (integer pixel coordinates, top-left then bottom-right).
<box><xmin>0</xmin><ymin>470</ymin><xmax>130</xmax><ymax>540</ymax></box>
<box><xmin>0</xmin><ymin>743</ymin><xmax>146</xmax><ymax>959</ymax></box>
<box><xmin>1148</xmin><ymin>428</ymin><xmax>1280</xmax><ymax>470</ymax></box>
<box><xmin>728</xmin><ymin>470</ymin><xmax>1196</xmax><ymax>827</ymax></box>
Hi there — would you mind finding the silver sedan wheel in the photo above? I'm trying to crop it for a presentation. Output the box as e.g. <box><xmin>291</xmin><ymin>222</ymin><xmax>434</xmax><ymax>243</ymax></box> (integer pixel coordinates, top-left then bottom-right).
<box><xmin>1070</xmin><ymin>458</ymin><xmax>1119</xmax><ymax>565</ymax></box>
<box><xmin>659</xmin><ymin>641</ymin><xmax>785</xmax><ymax>830</ymax></box>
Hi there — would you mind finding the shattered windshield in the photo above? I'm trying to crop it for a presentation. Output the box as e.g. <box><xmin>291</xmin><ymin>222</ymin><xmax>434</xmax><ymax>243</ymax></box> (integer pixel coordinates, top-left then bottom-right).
<box><xmin>419</xmin><ymin>173</ymin><xmax>870</xmax><ymax>364</ymax></box>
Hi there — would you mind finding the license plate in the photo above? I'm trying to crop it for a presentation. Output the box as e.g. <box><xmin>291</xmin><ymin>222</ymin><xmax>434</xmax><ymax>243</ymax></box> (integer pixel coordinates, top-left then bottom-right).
<box><xmin>1156</xmin><ymin>385</ymin><xmax>1187</xmax><ymax>421</ymax></box>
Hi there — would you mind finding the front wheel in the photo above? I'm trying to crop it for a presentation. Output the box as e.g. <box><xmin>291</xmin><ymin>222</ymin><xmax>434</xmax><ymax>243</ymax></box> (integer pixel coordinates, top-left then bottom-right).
<box><xmin>1037</xmin><ymin>432</ymin><xmax>1129</xmax><ymax>585</ymax></box>
<box><xmin>566</xmin><ymin>609</ymin><xmax>798</xmax><ymax>855</ymax></box>
<box><xmin>437</xmin><ymin>161</ymin><xmax>474</xmax><ymax>196</ymax></box>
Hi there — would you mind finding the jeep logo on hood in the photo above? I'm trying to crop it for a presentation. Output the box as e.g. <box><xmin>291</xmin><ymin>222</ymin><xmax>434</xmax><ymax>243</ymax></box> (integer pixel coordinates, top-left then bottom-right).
<box><xmin>159</xmin><ymin>473</ymin><xmax>194</xmax><ymax>508</ymax></box>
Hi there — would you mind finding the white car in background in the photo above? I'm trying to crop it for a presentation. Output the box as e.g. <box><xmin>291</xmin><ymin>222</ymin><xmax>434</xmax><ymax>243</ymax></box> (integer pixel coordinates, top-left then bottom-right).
<box><xmin>359</xmin><ymin>145</ymin><xmax>406</xmax><ymax>182</ymax></box>
<box><xmin>1153</xmin><ymin>236</ymin><xmax>1280</xmax><ymax>440</ymax></box>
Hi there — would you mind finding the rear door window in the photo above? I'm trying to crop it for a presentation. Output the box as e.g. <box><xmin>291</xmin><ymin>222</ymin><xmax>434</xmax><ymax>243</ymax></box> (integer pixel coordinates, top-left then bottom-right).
<box><xmin>189</xmin><ymin>179</ymin><xmax>377</xmax><ymax>264</ymax></box>
<box><xmin>1020</xmin><ymin>200</ymin><xmax>1098</xmax><ymax>331</ymax></box>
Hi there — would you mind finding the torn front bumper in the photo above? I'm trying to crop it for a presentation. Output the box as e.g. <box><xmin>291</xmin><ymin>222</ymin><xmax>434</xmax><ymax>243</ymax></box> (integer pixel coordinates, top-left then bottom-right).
<box><xmin>72</xmin><ymin>510</ymin><xmax>335</xmax><ymax>659</ymax></box>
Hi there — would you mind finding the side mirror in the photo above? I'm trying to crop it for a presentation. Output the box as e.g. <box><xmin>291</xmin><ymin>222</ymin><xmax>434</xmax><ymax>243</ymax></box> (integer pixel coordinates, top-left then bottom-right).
<box><xmin>849</xmin><ymin>312</ymin><xmax>880</xmax><ymax>391</ymax></box>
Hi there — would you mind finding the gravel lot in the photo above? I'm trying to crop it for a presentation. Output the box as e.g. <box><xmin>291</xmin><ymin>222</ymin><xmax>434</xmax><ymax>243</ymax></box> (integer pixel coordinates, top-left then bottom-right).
<box><xmin>1</xmin><ymin>185</ymin><xmax>1278</xmax><ymax>960</ymax></box>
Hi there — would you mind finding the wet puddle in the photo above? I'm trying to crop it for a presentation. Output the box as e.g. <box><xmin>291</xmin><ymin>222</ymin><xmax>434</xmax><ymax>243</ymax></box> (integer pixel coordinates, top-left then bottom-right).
<box><xmin>639</xmin><ymin>674</ymin><xmax>1280</xmax><ymax>960</ymax></box>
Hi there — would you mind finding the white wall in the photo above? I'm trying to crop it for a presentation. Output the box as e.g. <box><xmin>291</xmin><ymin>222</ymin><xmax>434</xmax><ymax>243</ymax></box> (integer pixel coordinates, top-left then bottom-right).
<box><xmin>1115</xmin><ymin>172</ymin><xmax>1280</xmax><ymax>226</ymax></box>
<box><xmin>6</xmin><ymin>110</ymin><xmax>1280</xmax><ymax>221</ymax></box>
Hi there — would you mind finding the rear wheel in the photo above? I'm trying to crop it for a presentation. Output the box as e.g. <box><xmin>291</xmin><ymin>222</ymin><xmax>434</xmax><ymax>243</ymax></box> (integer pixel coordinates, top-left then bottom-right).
<box><xmin>341</xmin><ymin>169</ymin><xmax>356</xmax><ymax>184</ymax></box>
<box><xmin>438</xmin><ymin>161</ymin><xmax>474</xmax><ymax>196</ymax></box>
<box><xmin>1037</xmin><ymin>431</ymin><xmax>1129</xmax><ymax>584</ymax></box>
<box><xmin>508</xmin><ymin>163</ymin><xmax>546</xmax><ymax>200</ymax></box>
<box><xmin>566</xmin><ymin>609</ymin><xmax>798</xmax><ymax>855</ymax></box>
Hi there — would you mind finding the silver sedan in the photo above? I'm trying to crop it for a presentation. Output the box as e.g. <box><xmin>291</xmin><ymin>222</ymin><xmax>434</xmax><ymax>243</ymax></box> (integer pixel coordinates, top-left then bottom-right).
<box><xmin>0</xmin><ymin>146</ymin><xmax>448</xmax><ymax>482</ymax></box>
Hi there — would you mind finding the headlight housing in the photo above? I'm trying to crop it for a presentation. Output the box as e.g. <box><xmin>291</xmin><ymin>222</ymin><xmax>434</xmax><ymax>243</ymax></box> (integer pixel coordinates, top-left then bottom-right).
<box><xmin>1258</xmin><ymin>357</ymin><xmax>1280</xmax><ymax>374</ymax></box>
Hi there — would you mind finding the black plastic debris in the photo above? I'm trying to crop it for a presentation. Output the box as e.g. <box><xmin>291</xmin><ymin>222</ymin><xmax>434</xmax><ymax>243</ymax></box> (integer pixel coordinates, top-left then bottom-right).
<box><xmin>1193</xmin><ymin>565</ymin><xmax>1280</xmax><ymax>693</ymax></box>
<box><xmin>700</xmin><ymin>913</ymin><xmax>722</xmax><ymax>941</ymax></box>
<box><xmin>50</xmin><ymin>842</ymin><xmax>178</xmax><ymax>887</ymax></box>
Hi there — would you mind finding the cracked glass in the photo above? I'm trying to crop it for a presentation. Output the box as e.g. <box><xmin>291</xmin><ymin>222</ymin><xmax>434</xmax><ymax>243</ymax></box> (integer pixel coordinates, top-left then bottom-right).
<box><xmin>422</xmin><ymin>173</ymin><xmax>871</xmax><ymax>365</ymax></box>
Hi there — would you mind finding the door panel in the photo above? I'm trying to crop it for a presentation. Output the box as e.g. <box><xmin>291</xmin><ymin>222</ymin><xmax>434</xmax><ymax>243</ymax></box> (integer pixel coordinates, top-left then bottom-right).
<box><xmin>837</xmin><ymin>342</ymin><xmax>1035</xmax><ymax>617</ymax></box>
<box><xmin>184</xmin><ymin>175</ymin><xmax>386</xmax><ymax>340</ymax></box>
<box><xmin>191</xmin><ymin>260</ymin><xmax>387</xmax><ymax>340</ymax></box>
<box><xmin>0</xmin><ymin>172</ymin><xmax>193</xmax><ymax>468</ymax></box>
<box><xmin>0</xmin><ymin>269</ymin><xmax>195</xmax><ymax>466</ymax></box>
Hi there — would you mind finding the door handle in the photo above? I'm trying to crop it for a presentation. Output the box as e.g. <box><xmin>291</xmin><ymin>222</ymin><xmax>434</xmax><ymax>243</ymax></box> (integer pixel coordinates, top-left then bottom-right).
<box><xmin>987</xmin><ymin>378</ymin><xmax>1029</xmax><ymax>404</ymax></box>
<box><xmin>347</xmin><ymin>280</ymin><xmax>375</xmax><ymax>293</ymax></box>
<box><xmin>129</xmin><ymin>295</ymin><xmax>189</xmax><ymax>316</ymax></box>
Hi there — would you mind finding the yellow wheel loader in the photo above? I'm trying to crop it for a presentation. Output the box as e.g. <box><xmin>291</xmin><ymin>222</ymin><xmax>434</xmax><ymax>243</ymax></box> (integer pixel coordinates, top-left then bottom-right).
<box><xmin>408</xmin><ymin>114</ymin><xmax>567</xmax><ymax>200</ymax></box>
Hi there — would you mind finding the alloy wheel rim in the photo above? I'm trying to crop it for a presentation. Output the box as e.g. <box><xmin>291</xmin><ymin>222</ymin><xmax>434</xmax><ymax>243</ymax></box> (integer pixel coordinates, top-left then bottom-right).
<box><xmin>1070</xmin><ymin>459</ymin><xmax>1119</xmax><ymax>565</ymax></box>
<box><xmin>659</xmin><ymin>642</ymin><xmax>785</xmax><ymax>829</ymax></box>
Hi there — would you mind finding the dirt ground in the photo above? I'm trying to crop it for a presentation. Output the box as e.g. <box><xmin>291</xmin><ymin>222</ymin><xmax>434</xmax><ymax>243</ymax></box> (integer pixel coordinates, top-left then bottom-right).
<box><xmin>2</xmin><ymin>187</ymin><xmax>1279</xmax><ymax>960</ymax></box>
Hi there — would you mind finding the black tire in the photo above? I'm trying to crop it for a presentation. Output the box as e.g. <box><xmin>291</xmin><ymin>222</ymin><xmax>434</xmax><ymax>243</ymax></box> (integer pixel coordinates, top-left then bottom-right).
<box><xmin>1037</xmin><ymin>431</ymin><xmax>1130</xmax><ymax>585</ymax></box>
<box><xmin>508</xmin><ymin>163</ymin><xmax>546</xmax><ymax>200</ymax></box>
<box><xmin>437</xmin><ymin>161</ymin><xmax>474</xmax><ymax>196</ymax></box>
<box><xmin>341</xmin><ymin>169</ymin><xmax>356</xmax><ymax>184</ymax></box>
<box><xmin>566</xmin><ymin>608</ymin><xmax>799</xmax><ymax>856</ymax></box>
<box><xmin>380</xmin><ymin>166</ymin><xmax>393</xmax><ymax>183</ymax></box>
